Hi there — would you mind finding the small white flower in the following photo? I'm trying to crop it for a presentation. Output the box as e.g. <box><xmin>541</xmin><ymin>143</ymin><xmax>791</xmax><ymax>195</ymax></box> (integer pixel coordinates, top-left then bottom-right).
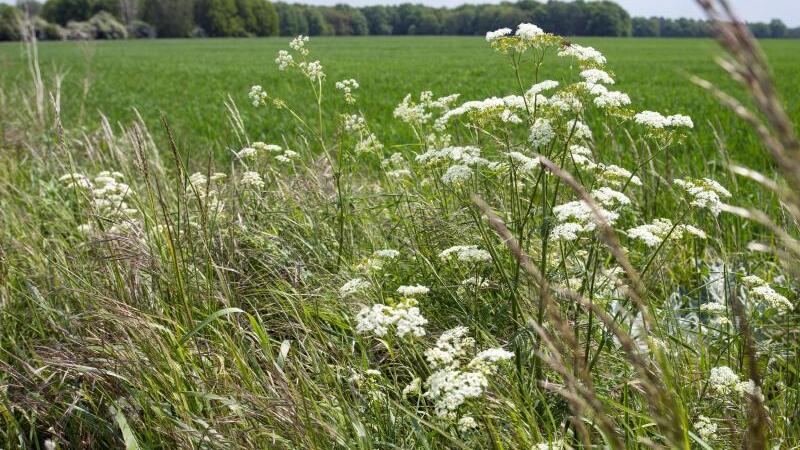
<box><xmin>249</xmin><ymin>85</ymin><xmax>268</xmax><ymax>107</ymax></box>
<box><xmin>694</xmin><ymin>416</ymin><xmax>718</xmax><ymax>441</ymax></box>
<box><xmin>441</xmin><ymin>165</ymin><xmax>473</xmax><ymax>185</ymax></box>
<box><xmin>439</xmin><ymin>245</ymin><xmax>492</xmax><ymax>263</ymax></box>
<box><xmin>340</xmin><ymin>278</ymin><xmax>370</xmax><ymax>297</ymax></box>
<box><xmin>239</xmin><ymin>171</ymin><xmax>264</xmax><ymax>190</ymax></box>
<box><xmin>530</xmin><ymin>118</ymin><xmax>555</xmax><ymax>148</ymax></box>
<box><xmin>485</xmin><ymin>27</ymin><xmax>512</xmax><ymax>42</ymax></box>
<box><xmin>397</xmin><ymin>285</ymin><xmax>430</xmax><ymax>297</ymax></box>
<box><xmin>458</xmin><ymin>416</ymin><xmax>478</xmax><ymax>433</ymax></box>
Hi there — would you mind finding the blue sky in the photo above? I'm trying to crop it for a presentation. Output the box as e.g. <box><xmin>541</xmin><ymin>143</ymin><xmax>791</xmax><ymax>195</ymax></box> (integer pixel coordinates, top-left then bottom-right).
<box><xmin>4</xmin><ymin>0</ymin><xmax>798</xmax><ymax>26</ymax></box>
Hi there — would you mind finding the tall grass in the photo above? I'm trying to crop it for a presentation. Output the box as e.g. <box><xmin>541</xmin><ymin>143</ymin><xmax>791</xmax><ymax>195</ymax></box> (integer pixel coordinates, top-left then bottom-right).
<box><xmin>1</xmin><ymin>2</ymin><xmax>798</xmax><ymax>448</ymax></box>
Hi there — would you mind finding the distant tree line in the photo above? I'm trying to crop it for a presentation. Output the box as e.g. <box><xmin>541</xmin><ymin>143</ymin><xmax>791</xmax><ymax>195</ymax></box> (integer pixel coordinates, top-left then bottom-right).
<box><xmin>2</xmin><ymin>0</ymin><xmax>799</xmax><ymax>41</ymax></box>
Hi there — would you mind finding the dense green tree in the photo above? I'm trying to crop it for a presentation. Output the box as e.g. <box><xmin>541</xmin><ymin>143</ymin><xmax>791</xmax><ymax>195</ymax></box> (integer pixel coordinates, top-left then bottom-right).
<box><xmin>362</xmin><ymin>5</ymin><xmax>392</xmax><ymax>35</ymax></box>
<box><xmin>303</xmin><ymin>6</ymin><xmax>329</xmax><ymax>35</ymax></box>
<box><xmin>141</xmin><ymin>0</ymin><xmax>194</xmax><ymax>37</ymax></box>
<box><xmin>16</xmin><ymin>1</ymin><xmax>43</xmax><ymax>16</ymax></box>
<box><xmin>0</xmin><ymin>4</ymin><xmax>22</xmax><ymax>40</ymax></box>
<box><xmin>42</xmin><ymin>0</ymin><xmax>92</xmax><ymax>25</ymax></box>
<box><xmin>769</xmin><ymin>19</ymin><xmax>787</xmax><ymax>38</ymax></box>
<box><xmin>322</xmin><ymin>5</ymin><xmax>367</xmax><ymax>36</ymax></box>
<box><xmin>275</xmin><ymin>2</ymin><xmax>307</xmax><ymax>36</ymax></box>
<box><xmin>251</xmin><ymin>0</ymin><xmax>278</xmax><ymax>36</ymax></box>
<box><xmin>195</xmin><ymin>0</ymin><xmax>243</xmax><ymax>37</ymax></box>
<box><xmin>441</xmin><ymin>5</ymin><xmax>476</xmax><ymax>35</ymax></box>
<box><xmin>584</xmin><ymin>1</ymin><xmax>630</xmax><ymax>36</ymax></box>
<box><xmin>632</xmin><ymin>17</ymin><xmax>659</xmax><ymax>37</ymax></box>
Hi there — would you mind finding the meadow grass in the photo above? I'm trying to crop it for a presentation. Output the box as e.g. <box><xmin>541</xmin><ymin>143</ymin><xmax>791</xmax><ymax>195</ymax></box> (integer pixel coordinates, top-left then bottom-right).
<box><xmin>1</xmin><ymin>17</ymin><xmax>800</xmax><ymax>450</ymax></box>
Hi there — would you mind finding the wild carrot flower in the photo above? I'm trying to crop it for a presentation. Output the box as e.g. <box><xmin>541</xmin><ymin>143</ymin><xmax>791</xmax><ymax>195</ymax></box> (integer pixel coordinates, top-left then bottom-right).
<box><xmin>439</xmin><ymin>245</ymin><xmax>492</xmax><ymax>263</ymax></box>
<box><xmin>248</xmin><ymin>85</ymin><xmax>268</xmax><ymax>107</ymax></box>
<box><xmin>275</xmin><ymin>50</ymin><xmax>293</xmax><ymax>70</ymax></box>
<box><xmin>485</xmin><ymin>27</ymin><xmax>512</xmax><ymax>42</ymax></box>
<box><xmin>694</xmin><ymin>416</ymin><xmax>718</xmax><ymax>441</ymax></box>
<box><xmin>530</xmin><ymin>118</ymin><xmax>555</xmax><ymax>148</ymax></box>
<box><xmin>239</xmin><ymin>171</ymin><xmax>264</xmax><ymax>190</ymax></box>
<box><xmin>558</xmin><ymin>43</ymin><xmax>606</xmax><ymax>66</ymax></box>
<box><xmin>340</xmin><ymin>278</ymin><xmax>370</xmax><ymax>297</ymax></box>
<box><xmin>289</xmin><ymin>35</ymin><xmax>309</xmax><ymax>54</ymax></box>
<box><xmin>741</xmin><ymin>275</ymin><xmax>793</xmax><ymax>311</ymax></box>
<box><xmin>441</xmin><ymin>165</ymin><xmax>473</xmax><ymax>185</ymax></box>
<box><xmin>356</xmin><ymin>298</ymin><xmax>428</xmax><ymax>338</ymax></box>
<box><xmin>674</xmin><ymin>178</ymin><xmax>731</xmax><ymax>216</ymax></box>
<box><xmin>580</xmin><ymin>68</ymin><xmax>614</xmax><ymax>84</ymax></box>
<box><xmin>335</xmin><ymin>78</ymin><xmax>359</xmax><ymax>104</ymax></box>
<box><xmin>397</xmin><ymin>285</ymin><xmax>430</xmax><ymax>297</ymax></box>
<box><xmin>457</xmin><ymin>416</ymin><xmax>478</xmax><ymax>433</ymax></box>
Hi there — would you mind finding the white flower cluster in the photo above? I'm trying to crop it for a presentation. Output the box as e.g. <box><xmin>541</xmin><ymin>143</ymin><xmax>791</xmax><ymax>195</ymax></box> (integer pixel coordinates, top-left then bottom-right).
<box><xmin>335</xmin><ymin>78</ymin><xmax>359</xmax><ymax>104</ymax></box>
<box><xmin>595</xmin><ymin>163</ymin><xmax>642</xmax><ymax>187</ymax></box>
<box><xmin>550</xmin><ymin>196</ymin><xmax>621</xmax><ymax>241</ymax></box>
<box><xmin>422</xmin><ymin>327</ymin><xmax>513</xmax><ymax>419</ymax></box>
<box><xmin>580</xmin><ymin>68</ymin><xmax>614</xmax><ymax>85</ymax></box>
<box><xmin>709</xmin><ymin>366</ymin><xmax>760</xmax><ymax>399</ymax></box>
<box><xmin>275</xmin><ymin>50</ymin><xmax>293</xmax><ymax>71</ymax></box>
<box><xmin>485</xmin><ymin>27</ymin><xmax>511</xmax><ymax>42</ymax></box>
<box><xmin>506</xmin><ymin>151</ymin><xmax>541</xmax><ymax>172</ymax></box>
<box><xmin>356</xmin><ymin>298</ymin><xmax>428</xmax><ymax>338</ymax></box>
<box><xmin>439</xmin><ymin>245</ymin><xmax>492</xmax><ymax>264</ymax></box>
<box><xmin>694</xmin><ymin>416</ymin><xmax>718</xmax><ymax>441</ymax></box>
<box><xmin>298</xmin><ymin>60</ymin><xmax>325</xmax><ymax>82</ymax></box>
<box><xmin>248</xmin><ymin>85</ymin><xmax>268</xmax><ymax>107</ymax></box>
<box><xmin>289</xmin><ymin>35</ymin><xmax>309</xmax><ymax>55</ymax></box>
<box><xmin>441</xmin><ymin>165</ymin><xmax>473</xmax><ymax>185</ymax></box>
<box><xmin>439</xmin><ymin>95</ymin><xmax>527</xmax><ymax>125</ymax></box>
<box><xmin>516</xmin><ymin>23</ymin><xmax>545</xmax><ymax>41</ymax></box>
<box><xmin>394</xmin><ymin>91</ymin><xmax>460</xmax><ymax>125</ymax></box>
<box><xmin>340</xmin><ymin>277</ymin><xmax>371</xmax><ymax>297</ymax></box>
<box><xmin>742</xmin><ymin>275</ymin><xmax>793</xmax><ymax>311</ymax></box>
<box><xmin>530</xmin><ymin>118</ymin><xmax>555</xmax><ymax>148</ymax></box>
<box><xmin>239</xmin><ymin>171</ymin><xmax>264</xmax><ymax>190</ymax></box>
<box><xmin>397</xmin><ymin>284</ymin><xmax>430</xmax><ymax>297</ymax></box>
<box><xmin>343</xmin><ymin>114</ymin><xmax>367</xmax><ymax>133</ymax></box>
<box><xmin>674</xmin><ymin>178</ymin><xmax>732</xmax><ymax>216</ymax></box>
<box><xmin>59</xmin><ymin>171</ymin><xmax>138</xmax><ymax>235</ymax></box>
<box><xmin>558</xmin><ymin>43</ymin><xmax>606</xmax><ymax>66</ymax></box>
<box><xmin>626</xmin><ymin>218</ymin><xmax>706</xmax><ymax>247</ymax></box>
<box><xmin>416</xmin><ymin>146</ymin><xmax>490</xmax><ymax>167</ymax></box>
<box><xmin>236</xmin><ymin>142</ymin><xmax>283</xmax><ymax>160</ymax></box>
<box><xmin>634</xmin><ymin>111</ymin><xmax>694</xmax><ymax>129</ymax></box>
<box><xmin>354</xmin><ymin>132</ymin><xmax>383</xmax><ymax>155</ymax></box>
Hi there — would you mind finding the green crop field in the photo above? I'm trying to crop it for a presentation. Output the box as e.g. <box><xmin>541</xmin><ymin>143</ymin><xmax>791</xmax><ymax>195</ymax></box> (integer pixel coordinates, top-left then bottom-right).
<box><xmin>1</xmin><ymin>37</ymin><xmax>799</xmax><ymax>167</ymax></box>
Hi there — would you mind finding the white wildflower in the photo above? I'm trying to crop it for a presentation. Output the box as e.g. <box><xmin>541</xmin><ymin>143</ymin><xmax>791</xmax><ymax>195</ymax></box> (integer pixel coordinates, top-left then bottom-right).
<box><xmin>458</xmin><ymin>416</ymin><xmax>478</xmax><ymax>433</ymax></box>
<box><xmin>709</xmin><ymin>366</ymin><xmax>739</xmax><ymax>395</ymax></box>
<box><xmin>248</xmin><ymin>85</ymin><xmax>268</xmax><ymax>107</ymax></box>
<box><xmin>275</xmin><ymin>50</ymin><xmax>293</xmax><ymax>70</ymax></box>
<box><xmin>530</xmin><ymin>118</ymin><xmax>555</xmax><ymax>148</ymax></box>
<box><xmin>694</xmin><ymin>416</ymin><xmax>718</xmax><ymax>441</ymax></box>
<box><xmin>580</xmin><ymin>68</ymin><xmax>614</xmax><ymax>85</ymax></box>
<box><xmin>516</xmin><ymin>23</ymin><xmax>545</xmax><ymax>41</ymax></box>
<box><xmin>236</xmin><ymin>147</ymin><xmax>257</xmax><ymax>159</ymax></box>
<box><xmin>441</xmin><ymin>165</ymin><xmax>473</xmax><ymax>185</ymax></box>
<box><xmin>439</xmin><ymin>245</ymin><xmax>492</xmax><ymax>263</ymax></box>
<box><xmin>485</xmin><ymin>27</ymin><xmax>512</xmax><ymax>42</ymax></box>
<box><xmin>340</xmin><ymin>278</ymin><xmax>370</xmax><ymax>297</ymax></box>
<box><xmin>550</xmin><ymin>222</ymin><xmax>584</xmax><ymax>241</ymax></box>
<box><xmin>558</xmin><ymin>44</ymin><xmax>606</xmax><ymax>66</ymax></box>
<box><xmin>397</xmin><ymin>285</ymin><xmax>430</xmax><ymax>297</ymax></box>
<box><xmin>356</xmin><ymin>298</ymin><xmax>428</xmax><ymax>338</ymax></box>
<box><xmin>674</xmin><ymin>178</ymin><xmax>731</xmax><ymax>216</ymax></box>
<box><xmin>239</xmin><ymin>171</ymin><xmax>264</xmax><ymax>190</ymax></box>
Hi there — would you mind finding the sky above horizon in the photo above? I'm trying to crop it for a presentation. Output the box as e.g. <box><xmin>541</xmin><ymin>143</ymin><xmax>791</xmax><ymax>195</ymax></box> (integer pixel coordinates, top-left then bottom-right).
<box><xmin>3</xmin><ymin>0</ymin><xmax>798</xmax><ymax>26</ymax></box>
